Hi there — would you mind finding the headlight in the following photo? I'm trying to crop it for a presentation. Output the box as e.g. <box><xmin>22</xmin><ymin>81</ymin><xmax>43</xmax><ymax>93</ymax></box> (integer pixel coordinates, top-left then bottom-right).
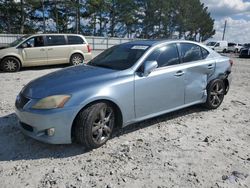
<box><xmin>32</xmin><ymin>95</ymin><xmax>71</xmax><ymax>109</ymax></box>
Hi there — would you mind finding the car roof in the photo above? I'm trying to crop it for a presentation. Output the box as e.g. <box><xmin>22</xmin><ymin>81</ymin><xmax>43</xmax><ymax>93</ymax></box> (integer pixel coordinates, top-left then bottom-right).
<box><xmin>122</xmin><ymin>39</ymin><xmax>204</xmax><ymax>47</ymax></box>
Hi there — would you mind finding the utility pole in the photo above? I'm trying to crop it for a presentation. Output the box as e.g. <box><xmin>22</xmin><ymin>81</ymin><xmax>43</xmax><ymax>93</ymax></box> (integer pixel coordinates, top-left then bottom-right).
<box><xmin>222</xmin><ymin>20</ymin><xmax>227</xmax><ymax>41</ymax></box>
<box><xmin>20</xmin><ymin>0</ymin><xmax>24</xmax><ymax>34</ymax></box>
<box><xmin>42</xmin><ymin>0</ymin><xmax>46</xmax><ymax>33</ymax></box>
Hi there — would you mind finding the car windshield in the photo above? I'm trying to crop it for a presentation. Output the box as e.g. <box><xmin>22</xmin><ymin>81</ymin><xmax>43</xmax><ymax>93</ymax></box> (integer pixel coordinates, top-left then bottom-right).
<box><xmin>206</xmin><ymin>42</ymin><xmax>216</xmax><ymax>46</ymax></box>
<box><xmin>88</xmin><ymin>43</ymin><xmax>150</xmax><ymax>70</ymax></box>
<box><xmin>8</xmin><ymin>35</ymin><xmax>30</xmax><ymax>47</ymax></box>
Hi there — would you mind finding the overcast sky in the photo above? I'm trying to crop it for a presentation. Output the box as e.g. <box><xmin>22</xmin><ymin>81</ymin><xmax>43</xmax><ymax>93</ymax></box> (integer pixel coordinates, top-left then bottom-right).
<box><xmin>201</xmin><ymin>0</ymin><xmax>250</xmax><ymax>43</ymax></box>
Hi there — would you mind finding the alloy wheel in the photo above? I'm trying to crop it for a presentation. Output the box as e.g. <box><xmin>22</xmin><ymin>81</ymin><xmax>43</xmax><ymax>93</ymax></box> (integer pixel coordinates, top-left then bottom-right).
<box><xmin>4</xmin><ymin>59</ymin><xmax>17</xmax><ymax>71</ymax></box>
<box><xmin>92</xmin><ymin>104</ymin><xmax>114</xmax><ymax>145</ymax></box>
<box><xmin>72</xmin><ymin>55</ymin><xmax>83</xmax><ymax>65</ymax></box>
<box><xmin>209</xmin><ymin>82</ymin><xmax>224</xmax><ymax>107</ymax></box>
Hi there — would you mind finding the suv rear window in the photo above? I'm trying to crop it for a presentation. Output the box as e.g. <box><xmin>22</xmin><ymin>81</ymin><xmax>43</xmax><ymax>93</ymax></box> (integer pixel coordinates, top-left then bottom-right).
<box><xmin>46</xmin><ymin>35</ymin><xmax>66</xmax><ymax>46</ymax></box>
<box><xmin>68</xmin><ymin>36</ymin><xmax>84</xmax><ymax>45</ymax></box>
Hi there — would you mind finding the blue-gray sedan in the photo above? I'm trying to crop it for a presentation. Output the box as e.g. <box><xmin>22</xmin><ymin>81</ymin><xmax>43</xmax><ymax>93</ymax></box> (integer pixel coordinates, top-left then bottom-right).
<box><xmin>15</xmin><ymin>40</ymin><xmax>232</xmax><ymax>149</ymax></box>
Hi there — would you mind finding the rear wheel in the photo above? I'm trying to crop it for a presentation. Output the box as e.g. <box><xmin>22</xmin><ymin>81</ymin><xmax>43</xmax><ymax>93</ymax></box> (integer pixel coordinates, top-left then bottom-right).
<box><xmin>70</xmin><ymin>54</ymin><xmax>84</xmax><ymax>66</ymax></box>
<box><xmin>74</xmin><ymin>102</ymin><xmax>115</xmax><ymax>149</ymax></box>
<box><xmin>1</xmin><ymin>57</ymin><xmax>21</xmax><ymax>72</ymax></box>
<box><xmin>205</xmin><ymin>79</ymin><xmax>225</xmax><ymax>109</ymax></box>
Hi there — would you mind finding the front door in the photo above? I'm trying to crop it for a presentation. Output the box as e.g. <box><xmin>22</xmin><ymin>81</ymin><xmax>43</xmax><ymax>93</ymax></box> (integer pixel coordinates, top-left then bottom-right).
<box><xmin>134</xmin><ymin>43</ymin><xmax>185</xmax><ymax>119</ymax></box>
<box><xmin>21</xmin><ymin>36</ymin><xmax>47</xmax><ymax>66</ymax></box>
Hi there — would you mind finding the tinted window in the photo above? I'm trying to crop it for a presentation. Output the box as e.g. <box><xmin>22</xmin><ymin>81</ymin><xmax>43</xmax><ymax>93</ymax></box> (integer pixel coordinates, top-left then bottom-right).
<box><xmin>88</xmin><ymin>44</ymin><xmax>149</xmax><ymax>70</ymax></box>
<box><xmin>201</xmin><ymin>47</ymin><xmax>209</xmax><ymax>59</ymax></box>
<box><xmin>145</xmin><ymin>44</ymin><xmax>180</xmax><ymax>67</ymax></box>
<box><xmin>46</xmin><ymin>35</ymin><xmax>66</xmax><ymax>46</ymax></box>
<box><xmin>68</xmin><ymin>36</ymin><xmax>84</xmax><ymax>44</ymax></box>
<box><xmin>180</xmin><ymin>43</ymin><xmax>203</xmax><ymax>63</ymax></box>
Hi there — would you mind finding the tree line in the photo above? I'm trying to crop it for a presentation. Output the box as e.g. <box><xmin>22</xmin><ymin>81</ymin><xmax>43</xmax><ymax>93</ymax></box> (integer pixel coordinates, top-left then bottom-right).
<box><xmin>0</xmin><ymin>0</ymin><xmax>215</xmax><ymax>41</ymax></box>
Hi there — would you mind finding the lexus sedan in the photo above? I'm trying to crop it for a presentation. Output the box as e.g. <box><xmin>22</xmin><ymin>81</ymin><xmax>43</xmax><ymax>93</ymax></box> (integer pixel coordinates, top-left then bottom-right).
<box><xmin>15</xmin><ymin>40</ymin><xmax>232</xmax><ymax>149</ymax></box>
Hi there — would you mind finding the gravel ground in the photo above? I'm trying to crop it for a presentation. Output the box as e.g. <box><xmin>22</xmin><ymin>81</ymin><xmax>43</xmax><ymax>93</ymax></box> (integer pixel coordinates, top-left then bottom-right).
<box><xmin>0</xmin><ymin>54</ymin><xmax>249</xmax><ymax>188</ymax></box>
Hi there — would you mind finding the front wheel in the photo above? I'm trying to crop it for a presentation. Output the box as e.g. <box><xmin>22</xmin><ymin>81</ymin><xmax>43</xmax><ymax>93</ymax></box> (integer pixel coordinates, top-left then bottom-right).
<box><xmin>70</xmin><ymin>54</ymin><xmax>84</xmax><ymax>66</ymax></box>
<box><xmin>74</xmin><ymin>102</ymin><xmax>115</xmax><ymax>149</ymax></box>
<box><xmin>205</xmin><ymin>79</ymin><xmax>225</xmax><ymax>109</ymax></box>
<box><xmin>1</xmin><ymin>57</ymin><xmax>21</xmax><ymax>72</ymax></box>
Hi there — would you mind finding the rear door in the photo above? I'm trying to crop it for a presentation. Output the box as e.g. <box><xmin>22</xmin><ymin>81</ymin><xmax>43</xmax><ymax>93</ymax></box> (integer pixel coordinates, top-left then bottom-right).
<box><xmin>179</xmin><ymin>43</ymin><xmax>215</xmax><ymax>104</ymax></box>
<box><xmin>134</xmin><ymin>43</ymin><xmax>185</xmax><ymax>118</ymax></box>
<box><xmin>45</xmin><ymin>35</ymin><xmax>70</xmax><ymax>65</ymax></box>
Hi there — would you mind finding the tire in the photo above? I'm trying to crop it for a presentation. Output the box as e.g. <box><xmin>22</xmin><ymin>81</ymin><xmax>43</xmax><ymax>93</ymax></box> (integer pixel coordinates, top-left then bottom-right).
<box><xmin>74</xmin><ymin>102</ymin><xmax>115</xmax><ymax>149</ymax></box>
<box><xmin>205</xmin><ymin>79</ymin><xmax>225</xmax><ymax>109</ymax></box>
<box><xmin>70</xmin><ymin>53</ymin><xmax>84</xmax><ymax>66</ymax></box>
<box><xmin>1</xmin><ymin>57</ymin><xmax>21</xmax><ymax>72</ymax></box>
<box><xmin>222</xmin><ymin>49</ymin><xmax>227</xmax><ymax>53</ymax></box>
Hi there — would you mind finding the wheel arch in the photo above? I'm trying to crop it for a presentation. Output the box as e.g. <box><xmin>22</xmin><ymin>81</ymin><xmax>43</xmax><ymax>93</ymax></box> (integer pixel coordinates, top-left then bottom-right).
<box><xmin>69</xmin><ymin>51</ymin><xmax>85</xmax><ymax>61</ymax></box>
<box><xmin>1</xmin><ymin>55</ymin><xmax>23</xmax><ymax>66</ymax></box>
<box><xmin>71</xmin><ymin>99</ymin><xmax>123</xmax><ymax>142</ymax></box>
<box><xmin>207</xmin><ymin>73</ymin><xmax>229</xmax><ymax>95</ymax></box>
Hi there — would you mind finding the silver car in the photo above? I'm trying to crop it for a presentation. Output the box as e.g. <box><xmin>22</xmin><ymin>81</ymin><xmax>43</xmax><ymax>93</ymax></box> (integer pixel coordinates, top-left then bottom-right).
<box><xmin>0</xmin><ymin>34</ymin><xmax>92</xmax><ymax>72</ymax></box>
<box><xmin>15</xmin><ymin>40</ymin><xmax>232</xmax><ymax>149</ymax></box>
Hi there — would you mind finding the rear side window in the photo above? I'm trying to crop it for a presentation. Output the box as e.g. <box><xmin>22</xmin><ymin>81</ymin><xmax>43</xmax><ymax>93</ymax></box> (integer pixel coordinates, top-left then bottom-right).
<box><xmin>145</xmin><ymin>43</ymin><xmax>180</xmax><ymax>68</ymax></box>
<box><xmin>46</xmin><ymin>35</ymin><xmax>66</xmax><ymax>46</ymax></box>
<box><xmin>201</xmin><ymin>47</ymin><xmax>209</xmax><ymax>59</ymax></box>
<box><xmin>68</xmin><ymin>36</ymin><xmax>84</xmax><ymax>45</ymax></box>
<box><xmin>180</xmin><ymin>43</ymin><xmax>203</xmax><ymax>63</ymax></box>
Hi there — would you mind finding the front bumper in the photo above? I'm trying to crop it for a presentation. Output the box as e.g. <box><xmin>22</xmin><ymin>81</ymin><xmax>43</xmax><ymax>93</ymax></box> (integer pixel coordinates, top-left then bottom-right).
<box><xmin>15</xmin><ymin>106</ymin><xmax>78</xmax><ymax>144</ymax></box>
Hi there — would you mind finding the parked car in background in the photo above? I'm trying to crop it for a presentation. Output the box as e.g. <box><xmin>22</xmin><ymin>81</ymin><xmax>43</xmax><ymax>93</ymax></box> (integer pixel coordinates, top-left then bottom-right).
<box><xmin>228</xmin><ymin>43</ymin><xmax>243</xmax><ymax>53</ymax></box>
<box><xmin>239</xmin><ymin>43</ymin><xmax>250</xmax><ymax>58</ymax></box>
<box><xmin>206</xmin><ymin>41</ymin><xmax>228</xmax><ymax>53</ymax></box>
<box><xmin>0</xmin><ymin>34</ymin><xmax>92</xmax><ymax>72</ymax></box>
<box><xmin>15</xmin><ymin>40</ymin><xmax>233</xmax><ymax>149</ymax></box>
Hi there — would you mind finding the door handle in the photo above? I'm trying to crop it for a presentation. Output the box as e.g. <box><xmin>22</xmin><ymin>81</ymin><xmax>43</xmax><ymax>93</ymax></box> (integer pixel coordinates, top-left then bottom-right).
<box><xmin>175</xmin><ymin>70</ymin><xmax>184</xmax><ymax>77</ymax></box>
<box><xmin>40</xmin><ymin>49</ymin><xmax>45</xmax><ymax>51</ymax></box>
<box><xmin>208</xmin><ymin>64</ymin><xmax>214</xmax><ymax>69</ymax></box>
<box><xmin>48</xmin><ymin>48</ymin><xmax>53</xmax><ymax>50</ymax></box>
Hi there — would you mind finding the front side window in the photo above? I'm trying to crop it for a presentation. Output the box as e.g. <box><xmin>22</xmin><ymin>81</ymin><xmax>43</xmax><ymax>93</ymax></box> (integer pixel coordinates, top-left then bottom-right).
<box><xmin>145</xmin><ymin>44</ymin><xmax>180</xmax><ymax>68</ymax></box>
<box><xmin>46</xmin><ymin>35</ymin><xmax>66</xmax><ymax>46</ymax></box>
<box><xmin>21</xmin><ymin>36</ymin><xmax>44</xmax><ymax>48</ymax></box>
<box><xmin>68</xmin><ymin>36</ymin><xmax>84</xmax><ymax>44</ymax></box>
<box><xmin>88</xmin><ymin>44</ymin><xmax>149</xmax><ymax>70</ymax></box>
<box><xmin>180</xmin><ymin>43</ymin><xmax>203</xmax><ymax>63</ymax></box>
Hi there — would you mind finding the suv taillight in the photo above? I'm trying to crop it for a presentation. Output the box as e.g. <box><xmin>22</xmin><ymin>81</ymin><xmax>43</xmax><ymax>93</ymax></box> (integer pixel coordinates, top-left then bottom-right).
<box><xmin>229</xmin><ymin>59</ymin><xmax>233</xmax><ymax>66</ymax></box>
<box><xmin>87</xmin><ymin>44</ymin><xmax>91</xmax><ymax>53</ymax></box>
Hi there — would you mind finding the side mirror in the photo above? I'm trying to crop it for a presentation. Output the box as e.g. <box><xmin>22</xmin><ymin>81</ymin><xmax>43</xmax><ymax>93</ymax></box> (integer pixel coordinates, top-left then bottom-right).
<box><xmin>20</xmin><ymin>43</ymin><xmax>27</xmax><ymax>48</ymax></box>
<box><xmin>143</xmin><ymin>61</ymin><xmax>158</xmax><ymax>76</ymax></box>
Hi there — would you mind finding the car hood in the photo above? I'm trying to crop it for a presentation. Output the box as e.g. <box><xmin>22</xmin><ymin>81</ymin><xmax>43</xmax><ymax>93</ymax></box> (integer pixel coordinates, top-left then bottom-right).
<box><xmin>22</xmin><ymin>65</ymin><xmax>118</xmax><ymax>98</ymax></box>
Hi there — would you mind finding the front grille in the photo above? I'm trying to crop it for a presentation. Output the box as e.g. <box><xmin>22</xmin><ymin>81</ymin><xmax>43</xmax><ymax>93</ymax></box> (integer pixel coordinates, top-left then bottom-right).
<box><xmin>20</xmin><ymin>122</ymin><xmax>33</xmax><ymax>132</ymax></box>
<box><xmin>15</xmin><ymin>94</ymin><xmax>30</xmax><ymax>109</ymax></box>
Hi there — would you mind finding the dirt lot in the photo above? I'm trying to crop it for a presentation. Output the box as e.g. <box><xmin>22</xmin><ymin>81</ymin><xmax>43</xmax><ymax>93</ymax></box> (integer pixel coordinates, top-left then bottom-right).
<box><xmin>0</xmin><ymin>55</ymin><xmax>249</xmax><ymax>188</ymax></box>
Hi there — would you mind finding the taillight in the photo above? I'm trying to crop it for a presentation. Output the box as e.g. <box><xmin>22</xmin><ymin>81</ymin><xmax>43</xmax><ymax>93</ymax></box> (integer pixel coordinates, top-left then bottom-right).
<box><xmin>229</xmin><ymin>59</ymin><xmax>233</xmax><ymax>66</ymax></box>
<box><xmin>87</xmin><ymin>44</ymin><xmax>91</xmax><ymax>53</ymax></box>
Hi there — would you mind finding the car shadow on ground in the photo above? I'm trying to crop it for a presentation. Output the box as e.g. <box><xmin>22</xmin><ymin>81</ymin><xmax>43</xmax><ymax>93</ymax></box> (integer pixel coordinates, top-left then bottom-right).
<box><xmin>0</xmin><ymin>105</ymin><xmax>208</xmax><ymax>162</ymax></box>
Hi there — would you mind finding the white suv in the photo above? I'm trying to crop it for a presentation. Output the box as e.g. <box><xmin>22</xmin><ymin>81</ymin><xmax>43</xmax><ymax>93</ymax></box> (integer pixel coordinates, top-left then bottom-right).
<box><xmin>228</xmin><ymin>43</ymin><xmax>243</xmax><ymax>53</ymax></box>
<box><xmin>0</xmin><ymin>34</ymin><xmax>92</xmax><ymax>72</ymax></box>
